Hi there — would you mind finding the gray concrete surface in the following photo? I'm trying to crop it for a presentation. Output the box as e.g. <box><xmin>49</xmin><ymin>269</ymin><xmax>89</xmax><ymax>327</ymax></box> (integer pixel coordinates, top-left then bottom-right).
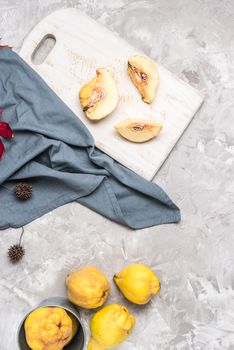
<box><xmin>1</xmin><ymin>0</ymin><xmax>234</xmax><ymax>349</ymax></box>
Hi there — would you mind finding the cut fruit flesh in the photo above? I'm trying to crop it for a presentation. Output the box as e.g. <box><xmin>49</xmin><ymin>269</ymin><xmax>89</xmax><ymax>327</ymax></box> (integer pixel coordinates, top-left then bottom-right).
<box><xmin>128</xmin><ymin>55</ymin><xmax>159</xmax><ymax>103</ymax></box>
<box><xmin>79</xmin><ymin>68</ymin><xmax>118</xmax><ymax>120</ymax></box>
<box><xmin>115</xmin><ymin>118</ymin><xmax>162</xmax><ymax>143</ymax></box>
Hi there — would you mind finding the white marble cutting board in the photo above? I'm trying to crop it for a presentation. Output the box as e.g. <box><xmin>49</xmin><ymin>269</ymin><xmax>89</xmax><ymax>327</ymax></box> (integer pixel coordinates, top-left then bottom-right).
<box><xmin>19</xmin><ymin>8</ymin><xmax>203</xmax><ymax>180</ymax></box>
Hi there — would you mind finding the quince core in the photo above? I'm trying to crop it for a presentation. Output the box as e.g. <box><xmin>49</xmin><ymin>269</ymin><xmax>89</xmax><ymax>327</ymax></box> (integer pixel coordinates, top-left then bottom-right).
<box><xmin>79</xmin><ymin>68</ymin><xmax>118</xmax><ymax>120</ymax></box>
<box><xmin>128</xmin><ymin>55</ymin><xmax>159</xmax><ymax>103</ymax></box>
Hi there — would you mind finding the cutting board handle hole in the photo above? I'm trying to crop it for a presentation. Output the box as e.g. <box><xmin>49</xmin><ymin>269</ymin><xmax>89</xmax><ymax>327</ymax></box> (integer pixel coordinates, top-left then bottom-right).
<box><xmin>32</xmin><ymin>34</ymin><xmax>56</xmax><ymax>65</ymax></box>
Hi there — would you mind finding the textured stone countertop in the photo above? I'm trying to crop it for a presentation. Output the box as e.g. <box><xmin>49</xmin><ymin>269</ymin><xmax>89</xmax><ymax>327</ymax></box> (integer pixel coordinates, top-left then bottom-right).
<box><xmin>0</xmin><ymin>1</ymin><xmax>234</xmax><ymax>349</ymax></box>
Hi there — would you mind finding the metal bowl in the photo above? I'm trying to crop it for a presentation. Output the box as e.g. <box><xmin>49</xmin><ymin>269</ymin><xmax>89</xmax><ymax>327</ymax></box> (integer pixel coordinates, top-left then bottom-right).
<box><xmin>18</xmin><ymin>297</ymin><xmax>86</xmax><ymax>350</ymax></box>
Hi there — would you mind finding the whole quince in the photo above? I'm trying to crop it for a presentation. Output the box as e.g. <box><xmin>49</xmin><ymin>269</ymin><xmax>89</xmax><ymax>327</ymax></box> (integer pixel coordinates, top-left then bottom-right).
<box><xmin>24</xmin><ymin>307</ymin><xmax>78</xmax><ymax>350</ymax></box>
<box><xmin>66</xmin><ymin>266</ymin><xmax>110</xmax><ymax>309</ymax></box>
<box><xmin>87</xmin><ymin>304</ymin><xmax>135</xmax><ymax>350</ymax></box>
<box><xmin>114</xmin><ymin>263</ymin><xmax>160</xmax><ymax>305</ymax></box>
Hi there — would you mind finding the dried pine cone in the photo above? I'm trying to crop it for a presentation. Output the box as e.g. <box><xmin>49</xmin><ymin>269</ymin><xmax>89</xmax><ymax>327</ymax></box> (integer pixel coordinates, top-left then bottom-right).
<box><xmin>15</xmin><ymin>182</ymin><xmax>32</xmax><ymax>200</ymax></box>
<box><xmin>8</xmin><ymin>244</ymin><xmax>25</xmax><ymax>263</ymax></box>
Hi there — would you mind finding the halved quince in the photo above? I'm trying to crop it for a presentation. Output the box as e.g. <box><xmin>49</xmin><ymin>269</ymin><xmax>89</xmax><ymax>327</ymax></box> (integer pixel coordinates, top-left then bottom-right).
<box><xmin>128</xmin><ymin>55</ymin><xmax>159</xmax><ymax>103</ymax></box>
<box><xmin>115</xmin><ymin>118</ymin><xmax>162</xmax><ymax>143</ymax></box>
<box><xmin>79</xmin><ymin>68</ymin><xmax>118</xmax><ymax>120</ymax></box>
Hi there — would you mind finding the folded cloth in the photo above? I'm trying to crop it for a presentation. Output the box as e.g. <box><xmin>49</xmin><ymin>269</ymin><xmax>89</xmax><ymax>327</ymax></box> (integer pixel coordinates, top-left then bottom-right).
<box><xmin>0</xmin><ymin>48</ymin><xmax>180</xmax><ymax>230</ymax></box>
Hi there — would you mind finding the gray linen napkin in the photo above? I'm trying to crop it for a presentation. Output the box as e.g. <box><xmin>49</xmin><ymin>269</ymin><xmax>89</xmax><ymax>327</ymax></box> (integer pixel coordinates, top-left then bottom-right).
<box><xmin>0</xmin><ymin>48</ymin><xmax>180</xmax><ymax>229</ymax></box>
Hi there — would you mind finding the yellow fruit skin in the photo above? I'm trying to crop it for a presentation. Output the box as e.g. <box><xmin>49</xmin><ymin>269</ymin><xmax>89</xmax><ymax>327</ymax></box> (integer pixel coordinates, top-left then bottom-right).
<box><xmin>87</xmin><ymin>337</ymin><xmax>105</xmax><ymax>350</ymax></box>
<box><xmin>115</xmin><ymin>118</ymin><xmax>162</xmax><ymax>143</ymax></box>
<box><xmin>89</xmin><ymin>304</ymin><xmax>135</xmax><ymax>349</ymax></box>
<box><xmin>66</xmin><ymin>266</ymin><xmax>110</xmax><ymax>309</ymax></box>
<box><xmin>114</xmin><ymin>263</ymin><xmax>160</xmax><ymax>305</ymax></box>
<box><xmin>24</xmin><ymin>307</ymin><xmax>77</xmax><ymax>350</ymax></box>
<box><xmin>79</xmin><ymin>68</ymin><xmax>118</xmax><ymax>120</ymax></box>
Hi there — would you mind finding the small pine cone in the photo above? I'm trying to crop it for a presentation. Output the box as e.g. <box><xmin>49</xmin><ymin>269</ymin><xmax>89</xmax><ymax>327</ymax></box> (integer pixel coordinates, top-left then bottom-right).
<box><xmin>8</xmin><ymin>244</ymin><xmax>25</xmax><ymax>263</ymax></box>
<box><xmin>15</xmin><ymin>182</ymin><xmax>32</xmax><ymax>200</ymax></box>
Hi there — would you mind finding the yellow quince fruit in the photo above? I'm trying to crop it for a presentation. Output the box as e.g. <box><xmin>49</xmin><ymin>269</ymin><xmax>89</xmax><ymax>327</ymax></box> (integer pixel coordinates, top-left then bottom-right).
<box><xmin>24</xmin><ymin>306</ymin><xmax>78</xmax><ymax>350</ymax></box>
<box><xmin>66</xmin><ymin>266</ymin><xmax>110</xmax><ymax>309</ymax></box>
<box><xmin>87</xmin><ymin>304</ymin><xmax>135</xmax><ymax>349</ymax></box>
<box><xmin>79</xmin><ymin>68</ymin><xmax>118</xmax><ymax>120</ymax></box>
<box><xmin>128</xmin><ymin>55</ymin><xmax>159</xmax><ymax>103</ymax></box>
<box><xmin>114</xmin><ymin>263</ymin><xmax>161</xmax><ymax>305</ymax></box>
<box><xmin>115</xmin><ymin>118</ymin><xmax>162</xmax><ymax>143</ymax></box>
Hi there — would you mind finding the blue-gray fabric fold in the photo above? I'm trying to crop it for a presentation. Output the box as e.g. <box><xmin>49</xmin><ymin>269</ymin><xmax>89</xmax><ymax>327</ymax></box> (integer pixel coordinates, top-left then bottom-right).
<box><xmin>0</xmin><ymin>49</ymin><xmax>180</xmax><ymax>229</ymax></box>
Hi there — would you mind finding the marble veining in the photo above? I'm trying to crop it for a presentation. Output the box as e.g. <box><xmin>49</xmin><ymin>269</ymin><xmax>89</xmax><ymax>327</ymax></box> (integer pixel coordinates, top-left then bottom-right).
<box><xmin>0</xmin><ymin>1</ymin><xmax>234</xmax><ymax>349</ymax></box>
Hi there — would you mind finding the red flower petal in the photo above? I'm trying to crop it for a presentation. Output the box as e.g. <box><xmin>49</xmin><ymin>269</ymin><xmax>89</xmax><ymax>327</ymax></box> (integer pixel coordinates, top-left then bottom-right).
<box><xmin>0</xmin><ymin>45</ymin><xmax>12</xmax><ymax>49</ymax></box>
<box><xmin>0</xmin><ymin>121</ymin><xmax>14</xmax><ymax>139</ymax></box>
<box><xmin>0</xmin><ymin>139</ymin><xmax>4</xmax><ymax>159</ymax></box>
